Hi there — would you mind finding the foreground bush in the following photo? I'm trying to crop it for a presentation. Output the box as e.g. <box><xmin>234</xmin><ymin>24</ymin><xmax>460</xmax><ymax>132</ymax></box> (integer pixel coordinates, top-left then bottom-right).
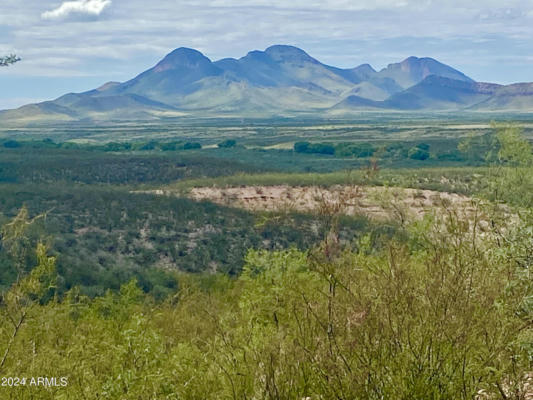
<box><xmin>0</xmin><ymin>207</ymin><xmax>531</xmax><ymax>399</ymax></box>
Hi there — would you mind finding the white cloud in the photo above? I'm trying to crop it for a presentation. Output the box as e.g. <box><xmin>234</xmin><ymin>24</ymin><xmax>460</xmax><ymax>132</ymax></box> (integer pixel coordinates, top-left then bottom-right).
<box><xmin>0</xmin><ymin>0</ymin><xmax>531</xmax><ymax>90</ymax></box>
<box><xmin>202</xmin><ymin>0</ymin><xmax>413</xmax><ymax>11</ymax></box>
<box><xmin>42</xmin><ymin>0</ymin><xmax>111</xmax><ymax>20</ymax></box>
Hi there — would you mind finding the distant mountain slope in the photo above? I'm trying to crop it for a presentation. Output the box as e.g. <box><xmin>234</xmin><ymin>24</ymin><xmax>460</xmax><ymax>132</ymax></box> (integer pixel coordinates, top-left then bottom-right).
<box><xmin>1</xmin><ymin>45</ymin><xmax>532</xmax><ymax>123</ymax></box>
<box><xmin>217</xmin><ymin>45</ymin><xmax>349</xmax><ymax>91</ymax></box>
<box><xmin>377</xmin><ymin>57</ymin><xmax>474</xmax><ymax>89</ymax></box>
<box><xmin>108</xmin><ymin>48</ymin><xmax>224</xmax><ymax>101</ymax></box>
<box><xmin>333</xmin><ymin>76</ymin><xmax>533</xmax><ymax>113</ymax></box>
<box><xmin>330</xmin><ymin>95</ymin><xmax>382</xmax><ymax>112</ymax></box>
<box><xmin>0</xmin><ymin>101</ymin><xmax>79</xmax><ymax>122</ymax></box>
<box><xmin>468</xmin><ymin>83</ymin><xmax>533</xmax><ymax>111</ymax></box>
<box><xmin>383</xmin><ymin>76</ymin><xmax>501</xmax><ymax>110</ymax></box>
<box><xmin>98</xmin><ymin>45</ymin><xmax>363</xmax><ymax>113</ymax></box>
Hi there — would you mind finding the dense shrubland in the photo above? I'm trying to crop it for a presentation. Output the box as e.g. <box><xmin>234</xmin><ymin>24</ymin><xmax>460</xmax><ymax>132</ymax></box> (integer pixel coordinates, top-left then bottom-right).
<box><xmin>0</xmin><ymin>196</ymin><xmax>531</xmax><ymax>399</ymax></box>
<box><xmin>0</xmin><ymin>185</ymin><xmax>375</xmax><ymax>297</ymax></box>
<box><xmin>0</xmin><ymin>147</ymin><xmax>260</xmax><ymax>184</ymax></box>
<box><xmin>0</xmin><ymin>123</ymin><xmax>531</xmax><ymax>398</ymax></box>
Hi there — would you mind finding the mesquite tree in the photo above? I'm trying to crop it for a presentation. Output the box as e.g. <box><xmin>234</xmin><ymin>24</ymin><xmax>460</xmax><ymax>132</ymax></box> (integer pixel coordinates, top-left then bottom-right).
<box><xmin>0</xmin><ymin>55</ymin><xmax>20</xmax><ymax>67</ymax></box>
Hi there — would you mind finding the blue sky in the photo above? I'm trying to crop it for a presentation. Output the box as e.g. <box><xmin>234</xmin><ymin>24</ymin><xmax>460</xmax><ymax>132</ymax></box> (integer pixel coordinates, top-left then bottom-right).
<box><xmin>1</xmin><ymin>0</ymin><xmax>532</xmax><ymax>109</ymax></box>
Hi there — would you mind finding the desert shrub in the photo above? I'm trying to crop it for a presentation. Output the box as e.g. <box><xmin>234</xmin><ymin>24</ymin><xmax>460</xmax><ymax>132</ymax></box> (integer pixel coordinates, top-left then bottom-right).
<box><xmin>415</xmin><ymin>142</ymin><xmax>430</xmax><ymax>151</ymax></box>
<box><xmin>2</xmin><ymin>140</ymin><xmax>21</xmax><ymax>149</ymax></box>
<box><xmin>408</xmin><ymin>146</ymin><xmax>430</xmax><ymax>160</ymax></box>
<box><xmin>294</xmin><ymin>141</ymin><xmax>310</xmax><ymax>153</ymax></box>
<box><xmin>137</xmin><ymin>141</ymin><xmax>158</xmax><ymax>151</ymax></box>
<box><xmin>1</xmin><ymin>206</ymin><xmax>531</xmax><ymax>399</ymax></box>
<box><xmin>183</xmin><ymin>142</ymin><xmax>202</xmax><ymax>150</ymax></box>
<box><xmin>480</xmin><ymin>123</ymin><xmax>533</xmax><ymax>207</ymax></box>
<box><xmin>160</xmin><ymin>142</ymin><xmax>178</xmax><ymax>151</ymax></box>
<box><xmin>217</xmin><ymin>139</ymin><xmax>237</xmax><ymax>148</ymax></box>
<box><xmin>103</xmin><ymin>142</ymin><xmax>132</xmax><ymax>152</ymax></box>
<box><xmin>335</xmin><ymin>142</ymin><xmax>376</xmax><ymax>158</ymax></box>
<box><xmin>294</xmin><ymin>141</ymin><xmax>335</xmax><ymax>155</ymax></box>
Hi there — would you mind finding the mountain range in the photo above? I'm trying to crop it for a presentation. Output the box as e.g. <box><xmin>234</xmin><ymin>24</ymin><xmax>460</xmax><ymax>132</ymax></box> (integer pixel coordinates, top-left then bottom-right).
<box><xmin>2</xmin><ymin>45</ymin><xmax>533</xmax><ymax>123</ymax></box>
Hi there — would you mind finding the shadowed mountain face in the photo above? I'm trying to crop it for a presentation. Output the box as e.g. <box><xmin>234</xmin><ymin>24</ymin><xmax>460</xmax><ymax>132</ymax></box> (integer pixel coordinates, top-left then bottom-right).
<box><xmin>467</xmin><ymin>82</ymin><xmax>533</xmax><ymax>111</ymax></box>
<box><xmin>2</xmin><ymin>45</ymin><xmax>533</xmax><ymax>123</ymax></box>
<box><xmin>384</xmin><ymin>76</ymin><xmax>501</xmax><ymax>110</ymax></box>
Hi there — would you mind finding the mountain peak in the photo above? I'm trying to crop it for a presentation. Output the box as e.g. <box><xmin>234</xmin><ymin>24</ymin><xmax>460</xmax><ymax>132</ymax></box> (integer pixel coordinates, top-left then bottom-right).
<box><xmin>353</xmin><ymin>64</ymin><xmax>377</xmax><ymax>74</ymax></box>
<box><xmin>264</xmin><ymin>45</ymin><xmax>317</xmax><ymax>63</ymax></box>
<box><xmin>401</xmin><ymin>56</ymin><xmax>441</xmax><ymax>66</ymax></box>
<box><xmin>379</xmin><ymin>56</ymin><xmax>473</xmax><ymax>88</ymax></box>
<box><xmin>96</xmin><ymin>81</ymin><xmax>121</xmax><ymax>92</ymax></box>
<box><xmin>403</xmin><ymin>56</ymin><xmax>423</xmax><ymax>62</ymax></box>
<box><xmin>154</xmin><ymin>47</ymin><xmax>212</xmax><ymax>72</ymax></box>
<box><xmin>166</xmin><ymin>47</ymin><xmax>207</xmax><ymax>59</ymax></box>
<box><xmin>356</xmin><ymin>63</ymin><xmax>375</xmax><ymax>70</ymax></box>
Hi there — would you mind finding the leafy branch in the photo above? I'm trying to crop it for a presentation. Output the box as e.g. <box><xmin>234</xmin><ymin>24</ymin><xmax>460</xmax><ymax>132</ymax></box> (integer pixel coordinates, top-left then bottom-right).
<box><xmin>0</xmin><ymin>54</ymin><xmax>21</xmax><ymax>67</ymax></box>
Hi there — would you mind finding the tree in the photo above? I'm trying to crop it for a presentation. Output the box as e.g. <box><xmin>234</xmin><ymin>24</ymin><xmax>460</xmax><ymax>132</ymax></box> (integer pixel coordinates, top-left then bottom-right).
<box><xmin>494</xmin><ymin>123</ymin><xmax>532</xmax><ymax>167</ymax></box>
<box><xmin>0</xmin><ymin>208</ymin><xmax>56</xmax><ymax>373</ymax></box>
<box><xmin>218</xmin><ymin>139</ymin><xmax>237</xmax><ymax>148</ymax></box>
<box><xmin>485</xmin><ymin>123</ymin><xmax>533</xmax><ymax>207</ymax></box>
<box><xmin>408</xmin><ymin>146</ymin><xmax>430</xmax><ymax>160</ymax></box>
<box><xmin>183</xmin><ymin>142</ymin><xmax>202</xmax><ymax>150</ymax></box>
<box><xmin>294</xmin><ymin>141</ymin><xmax>335</xmax><ymax>155</ymax></box>
<box><xmin>0</xmin><ymin>55</ymin><xmax>20</xmax><ymax>67</ymax></box>
<box><xmin>294</xmin><ymin>141</ymin><xmax>310</xmax><ymax>153</ymax></box>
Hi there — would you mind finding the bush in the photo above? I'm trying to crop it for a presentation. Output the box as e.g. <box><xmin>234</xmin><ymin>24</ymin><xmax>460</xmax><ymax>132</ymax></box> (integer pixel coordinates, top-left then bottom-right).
<box><xmin>138</xmin><ymin>141</ymin><xmax>158</xmax><ymax>151</ymax></box>
<box><xmin>2</xmin><ymin>210</ymin><xmax>528</xmax><ymax>399</ymax></box>
<box><xmin>3</xmin><ymin>140</ymin><xmax>21</xmax><ymax>148</ymax></box>
<box><xmin>103</xmin><ymin>142</ymin><xmax>132</xmax><ymax>152</ymax></box>
<box><xmin>160</xmin><ymin>142</ymin><xmax>178</xmax><ymax>151</ymax></box>
<box><xmin>408</xmin><ymin>147</ymin><xmax>430</xmax><ymax>160</ymax></box>
<box><xmin>294</xmin><ymin>141</ymin><xmax>310</xmax><ymax>153</ymax></box>
<box><xmin>336</xmin><ymin>143</ymin><xmax>375</xmax><ymax>158</ymax></box>
<box><xmin>415</xmin><ymin>142</ymin><xmax>430</xmax><ymax>151</ymax></box>
<box><xmin>183</xmin><ymin>142</ymin><xmax>202</xmax><ymax>150</ymax></box>
<box><xmin>294</xmin><ymin>141</ymin><xmax>335</xmax><ymax>155</ymax></box>
<box><xmin>218</xmin><ymin>139</ymin><xmax>236</xmax><ymax>148</ymax></box>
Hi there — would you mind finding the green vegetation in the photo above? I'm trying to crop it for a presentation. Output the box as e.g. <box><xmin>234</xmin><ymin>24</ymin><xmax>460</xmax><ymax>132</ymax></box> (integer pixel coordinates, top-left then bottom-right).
<box><xmin>0</xmin><ymin>182</ymin><xmax>379</xmax><ymax>297</ymax></box>
<box><xmin>0</xmin><ymin>138</ymin><xmax>206</xmax><ymax>153</ymax></box>
<box><xmin>165</xmin><ymin>167</ymin><xmax>493</xmax><ymax>198</ymax></box>
<box><xmin>0</xmin><ymin>194</ymin><xmax>531</xmax><ymax>399</ymax></box>
<box><xmin>0</xmin><ymin>147</ymin><xmax>262</xmax><ymax>184</ymax></box>
<box><xmin>218</xmin><ymin>139</ymin><xmax>237</xmax><ymax>148</ymax></box>
<box><xmin>294</xmin><ymin>140</ymin><xmax>436</xmax><ymax>161</ymax></box>
<box><xmin>0</xmin><ymin>54</ymin><xmax>20</xmax><ymax>67</ymax></box>
<box><xmin>294</xmin><ymin>141</ymin><xmax>336</xmax><ymax>155</ymax></box>
<box><xmin>0</xmin><ymin>121</ymin><xmax>532</xmax><ymax>398</ymax></box>
<box><xmin>407</xmin><ymin>143</ymin><xmax>430</xmax><ymax>160</ymax></box>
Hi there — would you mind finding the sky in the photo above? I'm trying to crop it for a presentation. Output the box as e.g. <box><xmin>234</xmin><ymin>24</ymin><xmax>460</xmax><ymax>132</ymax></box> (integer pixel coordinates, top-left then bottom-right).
<box><xmin>1</xmin><ymin>0</ymin><xmax>533</xmax><ymax>109</ymax></box>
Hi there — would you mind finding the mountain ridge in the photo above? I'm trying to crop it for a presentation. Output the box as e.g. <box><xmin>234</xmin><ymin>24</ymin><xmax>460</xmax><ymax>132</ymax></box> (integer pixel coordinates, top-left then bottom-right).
<box><xmin>1</xmin><ymin>45</ymin><xmax>532</xmax><ymax>123</ymax></box>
